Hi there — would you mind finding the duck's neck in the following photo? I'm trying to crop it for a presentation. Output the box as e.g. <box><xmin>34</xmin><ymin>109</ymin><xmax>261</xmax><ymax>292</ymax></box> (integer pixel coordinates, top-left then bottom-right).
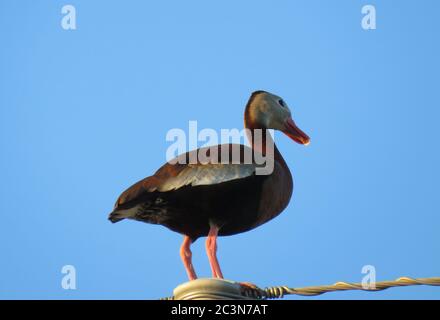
<box><xmin>244</xmin><ymin>118</ymin><xmax>287</xmax><ymax>168</ymax></box>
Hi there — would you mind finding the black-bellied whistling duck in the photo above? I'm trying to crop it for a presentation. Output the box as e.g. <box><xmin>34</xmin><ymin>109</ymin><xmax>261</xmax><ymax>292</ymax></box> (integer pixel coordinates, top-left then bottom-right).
<box><xmin>109</xmin><ymin>90</ymin><xmax>310</xmax><ymax>281</ymax></box>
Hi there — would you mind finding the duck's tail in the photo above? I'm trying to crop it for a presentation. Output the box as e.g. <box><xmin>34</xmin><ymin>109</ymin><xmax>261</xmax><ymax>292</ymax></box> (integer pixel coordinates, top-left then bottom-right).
<box><xmin>108</xmin><ymin>207</ymin><xmax>137</xmax><ymax>223</ymax></box>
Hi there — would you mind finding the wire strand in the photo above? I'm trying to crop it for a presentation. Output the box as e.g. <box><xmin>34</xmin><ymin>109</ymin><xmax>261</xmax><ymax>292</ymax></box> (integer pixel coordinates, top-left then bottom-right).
<box><xmin>162</xmin><ymin>276</ymin><xmax>440</xmax><ymax>300</ymax></box>
<box><xmin>243</xmin><ymin>276</ymin><xmax>440</xmax><ymax>299</ymax></box>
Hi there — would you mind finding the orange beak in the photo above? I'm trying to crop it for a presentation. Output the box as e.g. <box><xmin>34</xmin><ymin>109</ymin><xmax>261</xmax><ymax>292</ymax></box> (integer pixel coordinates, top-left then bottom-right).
<box><xmin>283</xmin><ymin>118</ymin><xmax>310</xmax><ymax>145</ymax></box>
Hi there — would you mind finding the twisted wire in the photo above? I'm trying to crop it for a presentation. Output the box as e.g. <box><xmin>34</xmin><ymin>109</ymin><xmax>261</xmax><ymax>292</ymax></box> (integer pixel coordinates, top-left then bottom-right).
<box><xmin>243</xmin><ymin>276</ymin><xmax>440</xmax><ymax>299</ymax></box>
<box><xmin>162</xmin><ymin>276</ymin><xmax>440</xmax><ymax>300</ymax></box>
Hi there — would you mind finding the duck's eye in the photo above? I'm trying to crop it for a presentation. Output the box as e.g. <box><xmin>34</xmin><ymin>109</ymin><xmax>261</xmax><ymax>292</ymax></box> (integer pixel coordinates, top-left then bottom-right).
<box><xmin>278</xmin><ymin>99</ymin><xmax>286</xmax><ymax>107</ymax></box>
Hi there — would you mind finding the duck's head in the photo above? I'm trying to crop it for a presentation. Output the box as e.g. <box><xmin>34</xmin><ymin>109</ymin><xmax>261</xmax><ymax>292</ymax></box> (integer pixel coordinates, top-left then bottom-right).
<box><xmin>245</xmin><ymin>90</ymin><xmax>310</xmax><ymax>145</ymax></box>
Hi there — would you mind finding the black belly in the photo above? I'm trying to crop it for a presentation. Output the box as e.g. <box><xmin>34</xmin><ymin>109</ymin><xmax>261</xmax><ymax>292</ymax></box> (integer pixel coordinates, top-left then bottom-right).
<box><xmin>132</xmin><ymin>174</ymin><xmax>267</xmax><ymax>241</ymax></box>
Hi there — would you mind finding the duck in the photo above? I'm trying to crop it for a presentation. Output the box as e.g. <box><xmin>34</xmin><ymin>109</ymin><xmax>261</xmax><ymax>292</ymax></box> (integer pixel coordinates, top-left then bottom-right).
<box><xmin>109</xmin><ymin>90</ymin><xmax>310</xmax><ymax>281</ymax></box>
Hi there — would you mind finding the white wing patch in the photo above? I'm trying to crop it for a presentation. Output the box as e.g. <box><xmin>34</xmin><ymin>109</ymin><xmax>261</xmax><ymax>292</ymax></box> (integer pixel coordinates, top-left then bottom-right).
<box><xmin>156</xmin><ymin>163</ymin><xmax>256</xmax><ymax>192</ymax></box>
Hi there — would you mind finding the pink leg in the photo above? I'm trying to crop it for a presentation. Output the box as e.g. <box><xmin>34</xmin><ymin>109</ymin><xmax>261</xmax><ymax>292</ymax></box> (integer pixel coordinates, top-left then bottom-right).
<box><xmin>180</xmin><ymin>236</ymin><xmax>197</xmax><ymax>281</ymax></box>
<box><xmin>205</xmin><ymin>224</ymin><xmax>224</xmax><ymax>279</ymax></box>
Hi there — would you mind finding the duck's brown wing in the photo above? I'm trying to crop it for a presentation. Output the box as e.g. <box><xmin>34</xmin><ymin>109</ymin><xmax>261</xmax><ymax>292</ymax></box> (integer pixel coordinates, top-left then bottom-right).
<box><xmin>112</xmin><ymin>144</ymin><xmax>259</xmax><ymax>211</ymax></box>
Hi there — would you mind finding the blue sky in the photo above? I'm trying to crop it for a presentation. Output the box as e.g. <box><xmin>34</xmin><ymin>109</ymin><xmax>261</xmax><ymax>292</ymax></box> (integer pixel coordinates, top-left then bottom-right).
<box><xmin>1</xmin><ymin>0</ymin><xmax>439</xmax><ymax>299</ymax></box>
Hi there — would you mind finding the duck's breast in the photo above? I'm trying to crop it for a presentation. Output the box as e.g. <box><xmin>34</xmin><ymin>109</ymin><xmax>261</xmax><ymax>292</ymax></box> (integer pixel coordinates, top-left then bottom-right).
<box><xmin>253</xmin><ymin>160</ymin><xmax>293</xmax><ymax>228</ymax></box>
